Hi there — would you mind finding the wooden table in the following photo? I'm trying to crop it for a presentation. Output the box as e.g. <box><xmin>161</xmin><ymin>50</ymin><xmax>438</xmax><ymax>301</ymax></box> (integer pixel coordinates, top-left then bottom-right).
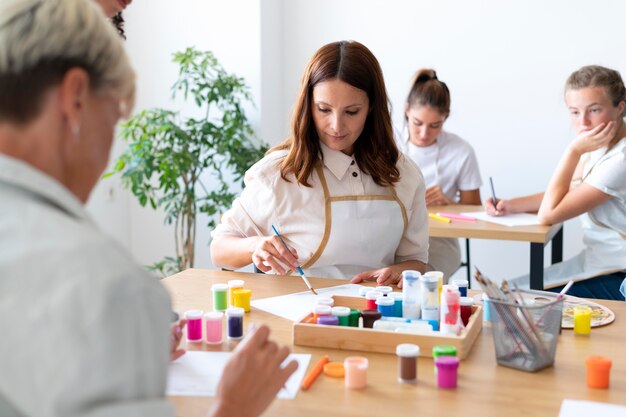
<box><xmin>163</xmin><ymin>269</ymin><xmax>625</xmax><ymax>417</ymax></box>
<box><xmin>428</xmin><ymin>205</ymin><xmax>564</xmax><ymax>290</ymax></box>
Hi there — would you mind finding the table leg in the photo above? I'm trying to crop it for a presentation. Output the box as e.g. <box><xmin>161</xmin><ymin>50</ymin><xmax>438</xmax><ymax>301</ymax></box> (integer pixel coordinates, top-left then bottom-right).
<box><xmin>465</xmin><ymin>238</ymin><xmax>471</xmax><ymax>287</ymax></box>
<box><xmin>530</xmin><ymin>242</ymin><xmax>544</xmax><ymax>290</ymax></box>
<box><xmin>551</xmin><ymin>227</ymin><xmax>563</xmax><ymax>264</ymax></box>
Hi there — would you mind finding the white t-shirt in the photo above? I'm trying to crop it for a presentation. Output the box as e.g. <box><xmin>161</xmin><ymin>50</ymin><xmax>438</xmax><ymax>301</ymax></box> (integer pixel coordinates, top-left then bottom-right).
<box><xmin>0</xmin><ymin>155</ymin><xmax>173</xmax><ymax>417</ymax></box>
<box><xmin>396</xmin><ymin>129</ymin><xmax>482</xmax><ymax>200</ymax></box>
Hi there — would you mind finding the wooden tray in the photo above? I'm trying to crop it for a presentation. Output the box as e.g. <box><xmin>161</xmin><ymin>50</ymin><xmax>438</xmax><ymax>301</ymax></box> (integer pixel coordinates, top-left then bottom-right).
<box><xmin>293</xmin><ymin>295</ymin><xmax>483</xmax><ymax>359</ymax></box>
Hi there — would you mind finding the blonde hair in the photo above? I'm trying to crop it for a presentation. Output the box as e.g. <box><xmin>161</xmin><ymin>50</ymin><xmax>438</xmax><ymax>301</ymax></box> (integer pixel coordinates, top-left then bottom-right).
<box><xmin>566</xmin><ymin>65</ymin><xmax>626</xmax><ymax>117</ymax></box>
<box><xmin>0</xmin><ymin>0</ymin><xmax>135</xmax><ymax>123</ymax></box>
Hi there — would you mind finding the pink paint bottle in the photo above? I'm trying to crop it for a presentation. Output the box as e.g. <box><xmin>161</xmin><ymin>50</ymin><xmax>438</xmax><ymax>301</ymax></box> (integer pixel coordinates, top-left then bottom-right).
<box><xmin>184</xmin><ymin>310</ymin><xmax>204</xmax><ymax>343</ymax></box>
<box><xmin>204</xmin><ymin>311</ymin><xmax>223</xmax><ymax>344</ymax></box>
<box><xmin>435</xmin><ymin>356</ymin><xmax>460</xmax><ymax>388</ymax></box>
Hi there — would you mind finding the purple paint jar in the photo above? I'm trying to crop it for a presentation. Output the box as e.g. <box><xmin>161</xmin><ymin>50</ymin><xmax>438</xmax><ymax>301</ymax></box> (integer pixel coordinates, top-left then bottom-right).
<box><xmin>226</xmin><ymin>307</ymin><xmax>244</xmax><ymax>340</ymax></box>
<box><xmin>317</xmin><ymin>315</ymin><xmax>339</xmax><ymax>326</ymax></box>
<box><xmin>435</xmin><ymin>356</ymin><xmax>460</xmax><ymax>388</ymax></box>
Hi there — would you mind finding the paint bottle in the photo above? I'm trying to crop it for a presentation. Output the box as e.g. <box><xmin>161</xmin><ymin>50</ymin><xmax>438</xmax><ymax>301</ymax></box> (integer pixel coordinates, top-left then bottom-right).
<box><xmin>435</xmin><ymin>356</ymin><xmax>460</xmax><ymax>389</ymax></box>
<box><xmin>316</xmin><ymin>297</ymin><xmax>335</xmax><ymax>307</ymax></box>
<box><xmin>376</xmin><ymin>296</ymin><xmax>395</xmax><ymax>317</ymax></box>
<box><xmin>331</xmin><ymin>306</ymin><xmax>351</xmax><ymax>326</ymax></box>
<box><xmin>376</xmin><ymin>286</ymin><xmax>393</xmax><ymax>296</ymax></box>
<box><xmin>373</xmin><ymin>321</ymin><xmax>433</xmax><ymax>333</ymax></box>
<box><xmin>460</xmin><ymin>297</ymin><xmax>473</xmax><ymax>327</ymax></box>
<box><xmin>482</xmin><ymin>293</ymin><xmax>491</xmax><ymax>326</ymax></box>
<box><xmin>361</xmin><ymin>309</ymin><xmax>382</xmax><ymax>328</ymax></box>
<box><xmin>396</xmin><ymin>343</ymin><xmax>420</xmax><ymax>383</ymax></box>
<box><xmin>211</xmin><ymin>283</ymin><xmax>228</xmax><ymax>312</ymax></box>
<box><xmin>389</xmin><ymin>292</ymin><xmax>403</xmax><ymax>317</ymax></box>
<box><xmin>348</xmin><ymin>309</ymin><xmax>361</xmax><ymax>327</ymax></box>
<box><xmin>585</xmin><ymin>356</ymin><xmax>612</xmax><ymax>388</ymax></box>
<box><xmin>574</xmin><ymin>305</ymin><xmax>592</xmax><ymax>335</ymax></box>
<box><xmin>432</xmin><ymin>345</ymin><xmax>457</xmax><ymax>375</ymax></box>
<box><xmin>420</xmin><ymin>275</ymin><xmax>439</xmax><ymax>322</ymax></box>
<box><xmin>451</xmin><ymin>279</ymin><xmax>469</xmax><ymax>297</ymax></box>
<box><xmin>365</xmin><ymin>290</ymin><xmax>383</xmax><ymax>310</ymax></box>
<box><xmin>344</xmin><ymin>356</ymin><xmax>368</xmax><ymax>389</ymax></box>
<box><xmin>227</xmin><ymin>280</ymin><xmax>245</xmax><ymax>307</ymax></box>
<box><xmin>317</xmin><ymin>315</ymin><xmax>339</xmax><ymax>326</ymax></box>
<box><xmin>204</xmin><ymin>311</ymin><xmax>223</xmax><ymax>344</ymax></box>
<box><xmin>440</xmin><ymin>286</ymin><xmax>462</xmax><ymax>335</ymax></box>
<box><xmin>359</xmin><ymin>287</ymin><xmax>370</xmax><ymax>297</ymax></box>
<box><xmin>226</xmin><ymin>307</ymin><xmax>244</xmax><ymax>340</ymax></box>
<box><xmin>425</xmin><ymin>271</ymin><xmax>444</xmax><ymax>303</ymax></box>
<box><xmin>233</xmin><ymin>288</ymin><xmax>252</xmax><ymax>313</ymax></box>
<box><xmin>184</xmin><ymin>310</ymin><xmax>204</xmax><ymax>343</ymax></box>
<box><xmin>402</xmin><ymin>270</ymin><xmax>421</xmax><ymax>319</ymax></box>
<box><xmin>312</xmin><ymin>304</ymin><xmax>332</xmax><ymax>323</ymax></box>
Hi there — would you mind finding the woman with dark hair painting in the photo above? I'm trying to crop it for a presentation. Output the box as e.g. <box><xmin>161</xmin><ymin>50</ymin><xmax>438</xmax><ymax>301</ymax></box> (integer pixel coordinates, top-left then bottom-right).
<box><xmin>211</xmin><ymin>41</ymin><xmax>429</xmax><ymax>286</ymax></box>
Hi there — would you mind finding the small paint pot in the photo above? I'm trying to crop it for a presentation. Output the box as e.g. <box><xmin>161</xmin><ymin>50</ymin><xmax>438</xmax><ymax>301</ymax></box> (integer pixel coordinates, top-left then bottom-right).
<box><xmin>316</xmin><ymin>297</ymin><xmax>334</xmax><ymax>307</ymax></box>
<box><xmin>361</xmin><ymin>309</ymin><xmax>382</xmax><ymax>328</ymax></box>
<box><xmin>376</xmin><ymin>286</ymin><xmax>393</xmax><ymax>296</ymax></box>
<box><xmin>331</xmin><ymin>306</ymin><xmax>351</xmax><ymax>326</ymax></box>
<box><xmin>389</xmin><ymin>292</ymin><xmax>403</xmax><ymax>317</ymax></box>
<box><xmin>396</xmin><ymin>343</ymin><xmax>420</xmax><ymax>383</ymax></box>
<box><xmin>323</xmin><ymin>362</ymin><xmax>345</xmax><ymax>378</ymax></box>
<box><xmin>232</xmin><ymin>288</ymin><xmax>252</xmax><ymax>312</ymax></box>
<box><xmin>432</xmin><ymin>345</ymin><xmax>457</xmax><ymax>375</ymax></box>
<box><xmin>348</xmin><ymin>308</ymin><xmax>361</xmax><ymax>327</ymax></box>
<box><xmin>451</xmin><ymin>279</ymin><xmax>469</xmax><ymax>297</ymax></box>
<box><xmin>574</xmin><ymin>305</ymin><xmax>592</xmax><ymax>335</ymax></box>
<box><xmin>184</xmin><ymin>310</ymin><xmax>204</xmax><ymax>342</ymax></box>
<box><xmin>460</xmin><ymin>297</ymin><xmax>474</xmax><ymax>327</ymax></box>
<box><xmin>211</xmin><ymin>284</ymin><xmax>228</xmax><ymax>312</ymax></box>
<box><xmin>482</xmin><ymin>293</ymin><xmax>491</xmax><ymax>325</ymax></box>
<box><xmin>227</xmin><ymin>280</ymin><xmax>245</xmax><ymax>307</ymax></box>
<box><xmin>358</xmin><ymin>287</ymin><xmax>370</xmax><ymax>297</ymax></box>
<box><xmin>376</xmin><ymin>296</ymin><xmax>395</xmax><ymax>317</ymax></box>
<box><xmin>585</xmin><ymin>356</ymin><xmax>612</xmax><ymax>388</ymax></box>
<box><xmin>365</xmin><ymin>290</ymin><xmax>383</xmax><ymax>310</ymax></box>
<box><xmin>435</xmin><ymin>356</ymin><xmax>459</xmax><ymax>388</ymax></box>
<box><xmin>226</xmin><ymin>307</ymin><xmax>244</xmax><ymax>340</ymax></box>
<box><xmin>317</xmin><ymin>315</ymin><xmax>339</xmax><ymax>326</ymax></box>
<box><xmin>344</xmin><ymin>356</ymin><xmax>368</xmax><ymax>389</ymax></box>
<box><xmin>204</xmin><ymin>311</ymin><xmax>223</xmax><ymax>344</ymax></box>
<box><xmin>312</xmin><ymin>304</ymin><xmax>332</xmax><ymax>323</ymax></box>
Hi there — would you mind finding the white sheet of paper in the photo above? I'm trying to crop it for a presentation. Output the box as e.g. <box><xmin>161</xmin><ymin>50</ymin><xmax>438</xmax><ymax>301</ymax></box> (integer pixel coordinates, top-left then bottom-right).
<box><xmin>559</xmin><ymin>399</ymin><xmax>626</xmax><ymax>417</ymax></box>
<box><xmin>461</xmin><ymin>211</ymin><xmax>541</xmax><ymax>227</ymax></box>
<box><xmin>251</xmin><ymin>283</ymin><xmax>366</xmax><ymax>321</ymax></box>
<box><xmin>167</xmin><ymin>351</ymin><xmax>311</xmax><ymax>399</ymax></box>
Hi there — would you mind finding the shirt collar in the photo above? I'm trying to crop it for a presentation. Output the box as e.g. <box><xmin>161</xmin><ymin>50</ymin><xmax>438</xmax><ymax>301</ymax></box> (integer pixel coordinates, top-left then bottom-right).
<box><xmin>0</xmin><ymin>154</ymin><xmax>92</xmax><ymax>224</ymax></box>
<box><xmin>319</xmin><ymin>142</ymin><xmax>355</xmax><ymax>181</ymax></box>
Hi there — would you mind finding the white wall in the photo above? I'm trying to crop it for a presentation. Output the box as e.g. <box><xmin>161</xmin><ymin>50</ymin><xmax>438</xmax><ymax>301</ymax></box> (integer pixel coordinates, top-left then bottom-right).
<box><xmin>88</xmin><ymin>0</ymin><xmax>626</xmax><ymax>281</ymax></box>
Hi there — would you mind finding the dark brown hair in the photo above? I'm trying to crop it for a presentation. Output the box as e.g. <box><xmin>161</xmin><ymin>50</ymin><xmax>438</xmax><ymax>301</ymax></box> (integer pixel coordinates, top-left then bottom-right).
<box><xmin>270</xmin><ymin>40</ymin><xmax>399</xmax><ymax>187</ymax></box>
<box><xmin>111</xmin><ymin>12</ymin><xmax>126</xmax><ymax>39</ymax></box>
<box><xmin>405</xmin><ymin>68</ymin><xmax>450</xmax><ymax>120</ymax></box>
<box><xmin>566</xmin><ymin>65</ymin><xmax>626</xmax><ymax>117</ymax></box>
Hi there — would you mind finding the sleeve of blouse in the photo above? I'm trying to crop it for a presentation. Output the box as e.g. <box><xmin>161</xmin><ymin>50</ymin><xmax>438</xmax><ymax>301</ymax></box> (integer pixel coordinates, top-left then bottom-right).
<box><xmin>395</xmin><ymin>156</ymin><xmax>429</xmax><ymax>264</ymax></box>
<box><xmin>211</xmin><ymin>158</ymin><xmax>280</xmax><ymax>239</ymax></box>
<box><xmin>584</xmin><ymin>147</ymin><xmax>626</xmax><ymax>198</ymax></box>
<box><xmin>456</xmin><ymin>141</ymin><xmax>483</xmax><ymax>191</ymax></box>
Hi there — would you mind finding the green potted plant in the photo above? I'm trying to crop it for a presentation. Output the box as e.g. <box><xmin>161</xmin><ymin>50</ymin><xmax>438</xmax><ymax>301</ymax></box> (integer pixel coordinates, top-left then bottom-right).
<box><xmin>106</xmin><ymin>47</ymin><xmax>268</xmax><ymax>276</ymax></box>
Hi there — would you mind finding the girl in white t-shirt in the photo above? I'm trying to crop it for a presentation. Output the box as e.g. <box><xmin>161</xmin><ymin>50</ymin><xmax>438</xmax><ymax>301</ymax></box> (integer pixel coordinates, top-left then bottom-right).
<box><xmin>397</xmin><ymin>69</ymin><xmax>482</xmax><ymax>281</ymax></box>
<box><xmin>486</xmin><ymin>65</ymin><xmax>626</xmax><ymax>301</ymax></box>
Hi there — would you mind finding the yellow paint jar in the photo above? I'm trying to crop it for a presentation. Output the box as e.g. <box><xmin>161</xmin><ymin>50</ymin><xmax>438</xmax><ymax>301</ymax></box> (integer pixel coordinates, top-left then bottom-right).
<box><xmin>232</xmin><ymin>288</ymin><xmax>252</xmax><ymax>312</ymax></box>
<box><xmin>573</xmin><ymin>305</ymin><xmax>592</xmax><ymax>335</ymax></box>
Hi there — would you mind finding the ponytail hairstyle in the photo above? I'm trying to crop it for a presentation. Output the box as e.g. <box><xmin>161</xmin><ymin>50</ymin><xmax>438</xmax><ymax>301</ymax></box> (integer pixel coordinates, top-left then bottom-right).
<box><xmin>565</xmin><ymin>65</ymin><xmax>626</xmax><ymax>117</ymax></box>
<box><xmin>405</xmin><ymin>69</ymin><xmax>451</xmax><ymax>122</ymax></box>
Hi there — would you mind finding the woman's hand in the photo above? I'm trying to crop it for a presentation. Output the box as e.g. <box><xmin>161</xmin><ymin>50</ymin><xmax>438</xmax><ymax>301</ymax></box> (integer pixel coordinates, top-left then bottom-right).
<box><xmin>485</xmin><ymin>197</ymin><xmax>509</xmax><ymax>216</ymax></box>
<box><xmin>351</xmin><ymin>267</ymin><xmax>402</xmax><ymax>287</ymax></box>
<box><xmin>425</xmin><ymin>185</ymin><xmax>452</xmax><ymax>206</ymax></box>
<box><xmin>170</xmin><ymin>319</ymin><xmax>187</xmax><ymax>361</ymax></box>
<box><xmin>251</xmin><ymin>236</ymin><xmax>299</xmax><ymax>275</ymax></box>
<box><xmin>570</xmin><ymin>121</ymin><xmax>617</xmax><ymax>157</ymax></box>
